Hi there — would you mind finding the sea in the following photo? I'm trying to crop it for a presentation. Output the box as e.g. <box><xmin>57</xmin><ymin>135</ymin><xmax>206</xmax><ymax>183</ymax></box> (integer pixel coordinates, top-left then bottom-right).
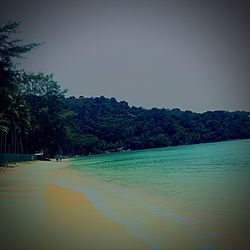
<box><xmin>57</xmin><ymin>139</ymin><xmax>250</xmax><ymax>249</ymax></box>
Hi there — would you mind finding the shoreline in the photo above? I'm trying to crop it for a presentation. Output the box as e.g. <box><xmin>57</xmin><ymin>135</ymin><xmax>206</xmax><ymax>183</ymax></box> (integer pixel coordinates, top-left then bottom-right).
<box><xmin>0</xmin><ymin>160</ymin><xmax>205</xmax><ymax>249</ymax></box>
<box><xmin>49</xmin><ymin>162</ymin><xmax>214</xmax><ymax>249</ymax></box>
<box><xmin>0</xmin><ymin>158</ymin><xmax>248</xmax><ymax>250</ymax></box>
<box><xmin>0</xmin><ymin>160</ymin><xmax>148</xmax><ymax>250</ymax></box>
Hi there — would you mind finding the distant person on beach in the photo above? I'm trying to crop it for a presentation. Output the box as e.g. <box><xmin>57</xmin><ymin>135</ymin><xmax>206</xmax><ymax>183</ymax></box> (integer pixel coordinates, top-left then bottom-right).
<box><xmin>56</xmin><ymin>156</ymin><xmax>59</xmax><ymax>162</ymax></box>
<box><xmin>59</xmin><ymin>156</ymin><xmax>62</xmax><ymax>161</ymax></box>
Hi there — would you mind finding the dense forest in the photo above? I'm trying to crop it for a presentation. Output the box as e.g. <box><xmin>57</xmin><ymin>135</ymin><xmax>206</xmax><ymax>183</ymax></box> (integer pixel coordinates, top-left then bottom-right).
<box><xmin>1</xmin><ymin>22</ymin><xmax>250</xmax><ymax>157</ymax></box>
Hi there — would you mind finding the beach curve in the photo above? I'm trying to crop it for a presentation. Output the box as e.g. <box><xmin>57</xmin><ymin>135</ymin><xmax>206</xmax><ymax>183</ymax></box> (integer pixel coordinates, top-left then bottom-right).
<box><xmin>0</xmin><ymin>160</ymin><xmax>148</xmax><ymax>250</ymax></box>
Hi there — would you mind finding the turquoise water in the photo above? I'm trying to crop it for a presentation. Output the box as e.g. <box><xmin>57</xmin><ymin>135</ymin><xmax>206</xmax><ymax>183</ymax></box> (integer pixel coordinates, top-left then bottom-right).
<box><xmin>67</xmin><ymin>139</ymin><xmax>250</xmax><ymax>249</ymax></box>
<box><xmin>70</xmin><ymin>139</ymin><xmax>250</xmax><ymax>210</ymax></box>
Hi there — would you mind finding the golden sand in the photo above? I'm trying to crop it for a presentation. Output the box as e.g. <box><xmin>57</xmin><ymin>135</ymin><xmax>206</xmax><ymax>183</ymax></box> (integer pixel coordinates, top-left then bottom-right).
<box><xmin>0</xmin><ymin>160</ymin><xmax>148</xmax><ymax>250</ymax></box>
<box><xmin>42</xmin><ymin>183</ymin><xmax>148</xmax><ymax>250</ymax></box>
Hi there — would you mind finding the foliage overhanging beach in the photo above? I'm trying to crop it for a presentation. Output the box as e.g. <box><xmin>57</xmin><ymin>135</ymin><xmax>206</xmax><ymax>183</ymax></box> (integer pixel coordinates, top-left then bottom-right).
<box><xmin>1</xmin><ymin>21</ymin><xmax>250</xmax><ymax>159</ymax></box>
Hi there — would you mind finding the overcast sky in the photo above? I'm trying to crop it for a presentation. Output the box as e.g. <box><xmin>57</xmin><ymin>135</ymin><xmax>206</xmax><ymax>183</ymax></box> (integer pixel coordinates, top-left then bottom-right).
<box><xmin>1</xmin><ymin>0</ymin><xmax>249</xmax><ymax>112</ymax></box>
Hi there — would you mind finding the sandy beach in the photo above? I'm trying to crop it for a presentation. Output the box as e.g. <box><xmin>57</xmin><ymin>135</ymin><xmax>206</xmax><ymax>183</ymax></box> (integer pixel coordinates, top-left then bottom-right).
<box><xmin>0</xmin><ymin>160</ymin><xmax>208</xmax><ymax>250</ymax></box>
<box><xmin>0</xmin><ymin>157</ymin><xmax>248</xmax><ymax>250</ymax></box>
<box><xmin>0</xmin><ymin>160</ymin><xmax>147</xmax><ymax>250</ymax></box>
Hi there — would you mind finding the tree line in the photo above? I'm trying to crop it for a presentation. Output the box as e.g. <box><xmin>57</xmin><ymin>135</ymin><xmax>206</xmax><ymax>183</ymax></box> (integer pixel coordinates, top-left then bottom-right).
<box><xmin>1</xmin><ymin>21</ymin><xmax>250</xmax><ymax>157</ymax></box>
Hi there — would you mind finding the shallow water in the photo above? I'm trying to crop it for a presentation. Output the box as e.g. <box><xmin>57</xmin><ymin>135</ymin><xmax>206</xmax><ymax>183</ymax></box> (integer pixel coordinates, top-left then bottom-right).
<box><xmin>66</xmin><ymin>139</ymin><xmax>250</xmax><ymax>249</ymax></box>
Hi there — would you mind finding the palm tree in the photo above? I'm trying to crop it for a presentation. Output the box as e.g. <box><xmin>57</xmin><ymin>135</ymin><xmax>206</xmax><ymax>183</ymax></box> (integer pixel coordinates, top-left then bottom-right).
<box><xmin>15</xmin><ymin>98</ymin><xmax>31</xmax><ymax>154</ymax></box>
<box><xmin>4</xmin><ymin>96</ymin><xmax>31</xmax><ymax>154</ymax></box>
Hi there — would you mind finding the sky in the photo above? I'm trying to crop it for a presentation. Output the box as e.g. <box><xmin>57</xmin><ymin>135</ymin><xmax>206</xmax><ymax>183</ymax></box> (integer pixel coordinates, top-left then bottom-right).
<box><xmin>1</xmin><ymin>0</ymin><xmax>249</xmax><ymax>113</ymax></box>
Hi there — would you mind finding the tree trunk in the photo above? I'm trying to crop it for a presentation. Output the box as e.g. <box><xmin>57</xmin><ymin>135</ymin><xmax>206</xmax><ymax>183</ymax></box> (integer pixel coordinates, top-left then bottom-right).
<box><xmin>0</xmin><ymin>132</ymin><xmax>3</xmax><ymax>153</ymax></box>
<box><xmin>4</xmin><ymin>132</ymin><xmax>7</xmax><ymax>153</ymax></box>
<box><xmin>17</xmin><ymin>132</ymin><xmax>19</xmax><ymax>154</ymax></box>
<box><xmin>14</xmin><ymin>129</ymin><xmax>17</xmax><ymax>154</ymax></box>
<box><xmin>20</xmin><ymin>136</ymin><xmax>24</xmax><ymax>154</ymax></box>
<box><xmin>11</xmin><ymin>129</ymin><xmax>14</xmax><ymax>154</ymax></box>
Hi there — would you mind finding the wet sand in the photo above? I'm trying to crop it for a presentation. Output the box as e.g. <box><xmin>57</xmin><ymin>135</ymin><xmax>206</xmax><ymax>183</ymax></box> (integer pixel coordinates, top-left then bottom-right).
<box><xmin>52</xmin><ymin>167</ymin><xmax>208</xmax><ymax>250</ymax></box>
<box><xmin>0</xmin><ymin>160</ymin><xmax>147</xmax><ymax>250</ymax></box>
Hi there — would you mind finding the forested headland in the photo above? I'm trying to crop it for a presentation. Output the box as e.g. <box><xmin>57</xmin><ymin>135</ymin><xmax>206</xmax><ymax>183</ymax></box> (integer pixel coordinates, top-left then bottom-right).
<box><xmin>1</xmin><ymin>22</ymin><xmax>250</xmax><ymax>157</ymax></box>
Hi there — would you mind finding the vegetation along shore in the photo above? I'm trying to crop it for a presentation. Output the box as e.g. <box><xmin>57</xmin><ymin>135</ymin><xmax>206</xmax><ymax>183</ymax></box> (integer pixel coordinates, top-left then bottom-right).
<box><xmin>1</xmin><ymin>21</ymin><xmax>250</xmax><ymax>160</ymax></box>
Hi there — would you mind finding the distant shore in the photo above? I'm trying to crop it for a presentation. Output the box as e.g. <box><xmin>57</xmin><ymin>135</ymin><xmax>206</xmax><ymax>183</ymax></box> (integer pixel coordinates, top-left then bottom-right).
<box><xmin>0</xmin><ymin>160</ymin><xmax>147</xmax><ymax>250</ymax></box>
